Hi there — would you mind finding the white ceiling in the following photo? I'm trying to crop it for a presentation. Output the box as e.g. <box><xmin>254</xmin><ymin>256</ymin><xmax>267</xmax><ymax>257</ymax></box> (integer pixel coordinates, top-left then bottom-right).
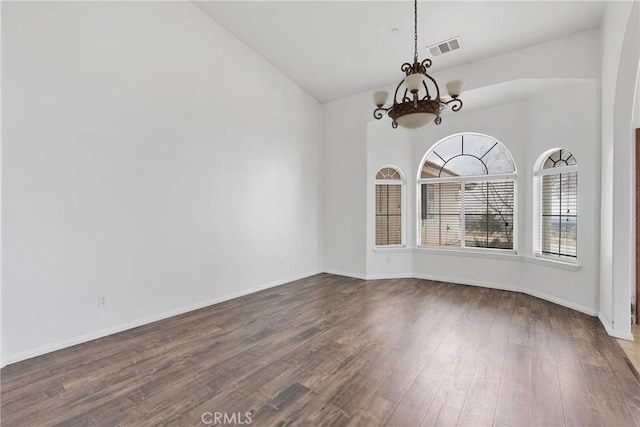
<box><xmin>194</xmin><ymin>1</ymin><xmax>605</xmax><ymax>103</ymax></box>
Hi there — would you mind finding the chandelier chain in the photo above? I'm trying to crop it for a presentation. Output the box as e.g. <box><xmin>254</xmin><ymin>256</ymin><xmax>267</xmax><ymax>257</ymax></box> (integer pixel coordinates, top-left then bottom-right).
<box><xmin>414</xmin><ymin>0</ymin><xmax>418</xmax><ymax>63</ymax></box>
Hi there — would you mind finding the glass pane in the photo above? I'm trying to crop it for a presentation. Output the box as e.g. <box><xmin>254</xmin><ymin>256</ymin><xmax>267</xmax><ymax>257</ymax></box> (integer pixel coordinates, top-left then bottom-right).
<box><xmin>375</xmin><ymin>185</ymin><xmax>387</xmax><ymax>215</ymax></box>
<box><xmin>431</xmin><ymin>135</ymin><xmax>461</xmax><ymax>162</ymax></box>
<box><xmin>375</xmin><ymin>184</ymin><xmax>402</xmax><ymax>246</ymax></box>
<box><xmin>560</xmin><ymin>173</ymin><xmax>577</xmax><ymax>216</ymax></box>
<box><xmin>543</xmin><ymin>149</ymin><xmax>577</xmax><ymax>169</ymax></box>
<box><xmin>439</xmin><ymin>215</ymin><xmax>461</xmax><ymax>247</ymax></box>
<box><xmin>422</xmin><ymin>134</ymin><xmax>515</xmax><ymax>179</ymax></box>
<box><xmin>543</xmin><ymin>157</ymin><xmax>556</xmax><ymax>169</ymax></box>
<box><xmin>541</xmin><ymin>216</ymin><xmax>560</xmax><ymax>255</ymax></box>
<box><xmin>419</xmin><ymin>183</ymin><xmax>461</xmax><ymax>246</ymax></box>
<box><xmin>376</xmin><ymin>216</ymin><xmax>388</xmax><ymax>246</ymax></box>
<box><xmin>464</xmin><ymin>181</ymin><xmax>514</xmax><ymax>250</ymax></box>
<box><xmin>387</xmin><ymin>215</ymin><xmax>402</xmax><ymax>245</ymax></box>
<box><xmin>483</xmin><ymin>142</ymin><xmax>516</xmax><ymax>174</ymax></box>
<box><xmin>564</xmin><ymin>152</ymin><xmax>577</xmax><ymax>166</ymax></box>
<box><xmin>421</xmin><ymin>153</ymin><xmax>445</xmax><ymax>178</ymax></box>
<box><xmin>465</xmin><ymin>214</ymin><xmax>488</xmax><ymax>248</ymax></box>
<box><xmin>542</xmin><ymin>175</ymin><xmax>560</xmax><ymax>215</ymax></box>
<box><xmin>377</xmin><ymin>167</ymin><xmax>401</xmax><ymax>180</ymax></box>
<box><xmin>387</xmin><ymin>185</ymin><xmax>402</xmax><ymax>215</ymax></box>
<box><xmin>442</xmin><ymin>155</ymin><xmax>486</xmax><ymax>176</ymax></box>
<box><xmin>560</xmin><ymin>216</ymin><xmax>577</xmax><ymax>257</ymax></box>
<box><xmin>463</xmin><ymin>134</ymin><xmax>496</xmax><ymax>159</ymax></box>
<box><xmin>541</xmin><ymin>171</ymin><xmax>577</xmax><ymax>258</ymax></box>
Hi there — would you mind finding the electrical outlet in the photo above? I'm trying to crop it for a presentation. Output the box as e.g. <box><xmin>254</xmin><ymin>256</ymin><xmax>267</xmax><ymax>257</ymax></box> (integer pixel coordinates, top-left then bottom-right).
<box><xmin>98</xmin><ymin>295</ymin><xmax>107</xmax><ymax>308</ymax></box>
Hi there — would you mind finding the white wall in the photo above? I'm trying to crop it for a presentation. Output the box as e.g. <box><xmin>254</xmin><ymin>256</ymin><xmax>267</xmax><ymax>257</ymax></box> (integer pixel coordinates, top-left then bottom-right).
<box><xmin>2</xmin><ymin>1</ymin><xmax>323</xmax><ymax>365</ymax></box>
<box><xmin>322</xmin><ymin>92</ymin><xmax>371</xmax><ymax>278</ymax></box>
<box><xmin>599</xmin><ymin>0</ymin><xmax>639</xmax><ymax>338</ymax></box>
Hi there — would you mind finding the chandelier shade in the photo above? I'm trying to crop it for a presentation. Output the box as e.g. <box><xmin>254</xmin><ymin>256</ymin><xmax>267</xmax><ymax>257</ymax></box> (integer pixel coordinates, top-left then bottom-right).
<box><xmin>372</xmin><ymin>0</ymin><xmax>464</xmax><ymax>129</ymax></box>
<box><xmin>373</xmin><ymin>90</ymin><xmax>389</xmax><ymax>107</ymax></box>
<box><xmin>446</xmin><ymin>80</ymin><xmax>465</xmax><ymax>98</ymax></box>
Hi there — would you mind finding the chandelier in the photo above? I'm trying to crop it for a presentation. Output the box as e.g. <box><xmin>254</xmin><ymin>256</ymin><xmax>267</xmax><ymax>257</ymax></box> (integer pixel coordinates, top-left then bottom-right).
<box><xmin>373</xmin><ymin>0</ymin><xmax>464</xmax><ymax>129</ymax></box>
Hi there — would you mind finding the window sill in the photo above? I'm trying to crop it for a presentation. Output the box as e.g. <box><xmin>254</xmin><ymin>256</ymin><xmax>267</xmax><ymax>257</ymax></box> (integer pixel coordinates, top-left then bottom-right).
<box><xmin>414</xmin><ymin>246</ymin><xmax>518</xmax><ymax>261</ymax></box>
<box><xmin>372</xmin><ymin>245</ymin><xmax>411</xmax><ymax>254</ymax></box>
<box><xmin>524</xmin><ymin>255</ymin><xmax>580</xmax><ymax>271</ymax></box>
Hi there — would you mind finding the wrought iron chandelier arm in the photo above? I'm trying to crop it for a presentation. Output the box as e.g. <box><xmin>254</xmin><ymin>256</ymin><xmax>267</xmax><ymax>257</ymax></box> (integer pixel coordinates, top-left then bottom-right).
<box><xmin>391</xmin><ymin>79</ymin><xmax>406</xmax><ymax>104</ymax></box>
<box><xmin>420</xmin><ymin>80</ymin><xmax>432</xmax><ymax>101</ymax></box>
<box><xmin>402</xmin><ymin>88</ymin><xmax>411</xmax><ymax>103</ymax></box>
<box><xmin>373</xmin><ymin>107</ymin><xmax>389</xmax><ymax>120</ymax></box>
<box><xmin>423</xmin><ymin>74</ymin><xmax>440</xmax><ymax>101</ymax></box>
<box><xmin>445</xmin><ymin>97</ymin><xmax>463</xmax><ymax>112</ymax></box>
<box><xmin>420</xmin><ymin>58</ymin><xmax>432</xmax><ymax>69</ymax></box>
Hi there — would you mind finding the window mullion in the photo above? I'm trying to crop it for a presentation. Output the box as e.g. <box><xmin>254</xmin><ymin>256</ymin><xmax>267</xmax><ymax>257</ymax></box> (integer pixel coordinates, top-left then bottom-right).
<box><xmin>485</xmin><ymin>182</ymin><xmax>489</xmax><ymax>249</ymax></box>
<box><xmin>460</xmin><ymin>182</ymin><xmax>466</xmax><ymax>248</ymax></box>
<box><xmin>558</xmin><ymin>173</ymin><xmax>562</xmax><ymax>256</ymax></box>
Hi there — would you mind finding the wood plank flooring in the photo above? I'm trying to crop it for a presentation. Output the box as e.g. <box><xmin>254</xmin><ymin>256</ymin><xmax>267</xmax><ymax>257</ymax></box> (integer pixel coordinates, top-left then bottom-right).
<box><xmin>2</xmin><ymin>274</ymin><xmax>639</xmax><ymax>426</ymax></box>
<box><xmin>618</xmin><ymin>325</ymin><xmax>640</xmax><ymax>380</ymax></box>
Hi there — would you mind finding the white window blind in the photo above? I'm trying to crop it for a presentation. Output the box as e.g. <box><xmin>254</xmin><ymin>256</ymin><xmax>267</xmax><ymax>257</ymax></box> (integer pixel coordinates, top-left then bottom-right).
<box><xmin>541</xmin><ymin>172</ymin><xmax>577</xmax><ymax>258</ymax></box>
<box><xmin>420</xmin><ymin>182</ymin><xmax>461</xmax><ymax>247</ymax></box>
<box><xmin>376</xmin><ymin>184</ymin><xmax>402</xmax><ymax>245</ymax></box>
<box><xmin>375</xmin><ymin>167</ymin><xmax>404</xmax><ymax>246</ymax></box>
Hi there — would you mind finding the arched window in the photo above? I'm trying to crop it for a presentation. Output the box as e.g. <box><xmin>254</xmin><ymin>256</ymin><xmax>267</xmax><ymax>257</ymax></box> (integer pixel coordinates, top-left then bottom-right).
<box><xmin>375</xmin><ymin>166</ymin><xmax>404</xmax><ymax>246</ymax></box>
<box><xmin>418</xmin><ymin>133</ymin><xmax>516</xmax><ymax>250</ymax></box>
<box><xmin>534</xmin><ymin>149</ymin><xmax>577</xmax><ymax>259</ymax></box>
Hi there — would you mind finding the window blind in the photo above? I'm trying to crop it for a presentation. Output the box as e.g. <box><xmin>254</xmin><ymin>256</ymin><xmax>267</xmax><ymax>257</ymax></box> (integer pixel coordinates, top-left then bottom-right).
<box><xmin>541</xmin><ymin>172</ymin><xmax>577</xmax><ymax>257</ymax></box>
<box><xmin>375</xmin><ymin>184</ymin><xmax>402</xmax><ymax>245</ymax></box>
<box><xmin>420</xmin><ymin>182</ymin><xmax>461</xmax><ymax>247</ymax></box>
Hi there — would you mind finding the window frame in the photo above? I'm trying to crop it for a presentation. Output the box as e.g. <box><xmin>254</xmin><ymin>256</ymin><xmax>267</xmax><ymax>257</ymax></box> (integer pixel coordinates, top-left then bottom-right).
<box><xmin>416</xmin><ymin>133</ymin><xmax>518</xmax><ymax>253</ymax></box>
<box><xmin>533</xmin><ymin>150</ymin><xmax>578</xmax><ymax>262</ymax></box>
<box><xmin>374</xmin><ymin>166</ymin><xmax>406</xmax><ymax>248</ymax></box>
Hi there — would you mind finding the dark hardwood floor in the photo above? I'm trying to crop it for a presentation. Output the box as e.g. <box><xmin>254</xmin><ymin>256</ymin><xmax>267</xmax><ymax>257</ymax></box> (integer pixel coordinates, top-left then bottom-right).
<box><xmin>2</xmin><ymin>274</ymin><xmax>639</xmax><ymax>426</ymax></box>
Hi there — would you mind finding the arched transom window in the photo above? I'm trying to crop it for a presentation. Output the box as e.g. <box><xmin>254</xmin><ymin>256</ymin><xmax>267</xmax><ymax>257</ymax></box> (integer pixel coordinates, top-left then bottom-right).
<box><xmin>535</xmin><ymin>149</ymin><xmax>577</xmax><ymax>259</ymax></box>
<box><xmin>418</xmin><ymin>133</ymin><xmax>516</xmax><ymax>250</ymax></box>
<box><xmin>375</xmin><ymin>166</ymin><xmax>404</xmax><ymax>246</ymax></box>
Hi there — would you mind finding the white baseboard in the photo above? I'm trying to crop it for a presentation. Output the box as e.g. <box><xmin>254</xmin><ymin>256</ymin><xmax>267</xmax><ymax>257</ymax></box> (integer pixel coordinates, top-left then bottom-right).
<box><xmin>598</xmin><ymin>313</ymin><xmax>634</xmax><ymax>341</ymax></box>
<box><xmin>322</xmin><ymin>270</ymin><xmax>414</xmax><ymax>281</ymax></box>
<box><xmin>1</xmin><ymin>271</ymin><xmax>320</xmax><ymax>368</ymax></box>
<box><xmin>365</xmin><ymin>273</ymin><xmax>414</xmax><ymax>280</ymax></box>
<box><xmin>322</xmin><ymin>269</ymin><xmax>367</xmax><ymax>280</ymax></box>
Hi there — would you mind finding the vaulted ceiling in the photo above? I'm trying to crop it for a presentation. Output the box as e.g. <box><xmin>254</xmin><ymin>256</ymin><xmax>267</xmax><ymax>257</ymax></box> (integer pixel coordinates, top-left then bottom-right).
<box><xmin>194</xmin><ymin>1</ymin><xmax>605</xmax><ymax>103</ymax></box>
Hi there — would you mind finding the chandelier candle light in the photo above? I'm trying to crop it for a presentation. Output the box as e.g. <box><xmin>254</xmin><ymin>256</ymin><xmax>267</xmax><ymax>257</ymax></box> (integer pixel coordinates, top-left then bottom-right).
<box><xmin>373</xmin><ymin>0</ymin><xmax>464</xmax><ymax>129</ymax></box>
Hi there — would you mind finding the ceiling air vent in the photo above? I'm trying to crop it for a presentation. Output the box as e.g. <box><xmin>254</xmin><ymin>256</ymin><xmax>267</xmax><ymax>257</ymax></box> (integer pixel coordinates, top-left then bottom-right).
<box><xmin>428</xmin><ymin>37</ymin><xmax>461</xmax><ymax>57</ymax></box>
